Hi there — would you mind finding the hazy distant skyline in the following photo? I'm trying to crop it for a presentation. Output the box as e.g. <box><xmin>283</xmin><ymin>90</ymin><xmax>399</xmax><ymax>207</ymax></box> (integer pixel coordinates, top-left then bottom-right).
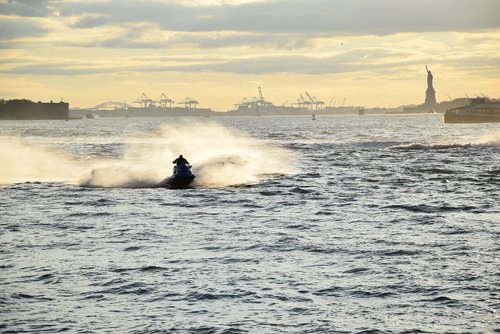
<box><xmin>1</xmin><ymin>0</ymin><xmax>499</xmax><ymax>110</ymax></box>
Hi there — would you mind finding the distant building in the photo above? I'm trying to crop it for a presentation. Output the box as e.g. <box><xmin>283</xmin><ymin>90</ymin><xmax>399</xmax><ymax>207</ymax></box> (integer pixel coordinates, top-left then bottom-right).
<box><xmin>0</xmin><ymin>99</ymin><xmax>69</xmax><ymax>120</ymax></box>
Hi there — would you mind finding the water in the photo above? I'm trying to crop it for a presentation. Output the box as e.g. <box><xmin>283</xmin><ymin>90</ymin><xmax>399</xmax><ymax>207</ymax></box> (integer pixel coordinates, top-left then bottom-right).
<box><xmin>1</xmin><ymin>115</ymin><xmax>499</xmax><ymax>333</ymax></box>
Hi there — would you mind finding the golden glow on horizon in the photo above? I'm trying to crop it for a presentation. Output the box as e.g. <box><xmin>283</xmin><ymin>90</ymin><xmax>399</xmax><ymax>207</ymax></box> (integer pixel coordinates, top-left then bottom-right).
<box><xmin>1</xmin><ymin>0</ymin><xmax>499</xmax><ymax>110</ymax></box>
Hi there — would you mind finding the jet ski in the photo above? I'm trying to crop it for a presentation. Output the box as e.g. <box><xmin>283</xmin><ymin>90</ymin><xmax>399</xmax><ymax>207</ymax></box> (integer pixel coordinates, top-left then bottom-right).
<box><xmin>161</xmin><ymin>163</ymin><xmax>196</xmax><ymax>189</ymax></box>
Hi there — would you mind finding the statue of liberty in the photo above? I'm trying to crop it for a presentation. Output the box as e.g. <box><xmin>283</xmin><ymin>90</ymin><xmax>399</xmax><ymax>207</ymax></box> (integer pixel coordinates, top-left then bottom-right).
<box><xmin>426</xmin><ymin>66</ymin><xmax>434</xmax><ymax>90</ymax></box>
<box><xmin>425</xmin><ymin>65</ymin><xmax>437</xmax><ymax>106</ymax></box>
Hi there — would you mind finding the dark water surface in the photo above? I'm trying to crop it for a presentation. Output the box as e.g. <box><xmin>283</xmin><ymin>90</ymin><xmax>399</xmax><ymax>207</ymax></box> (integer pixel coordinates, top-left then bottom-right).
<box><xmin>1</xmin><ymin>115</ymin><xmax>499</xmax><ymax>333</ymax></box>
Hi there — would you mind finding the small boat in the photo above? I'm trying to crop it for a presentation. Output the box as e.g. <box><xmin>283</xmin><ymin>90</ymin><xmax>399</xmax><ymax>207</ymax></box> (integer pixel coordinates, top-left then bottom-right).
<box><xmin>85</xmin><ymin>113</ymin><xmax>100</xmax><ymax>119</ymax></box>
<box><xmin>160</xmin><ymin>164</ymin><xmax>195</xmax><ymax>189</ymax></box>
<box><xmin>444</xmin><ymin>98</ymin><xmax>500</xmax><ymax>123</ymax></box>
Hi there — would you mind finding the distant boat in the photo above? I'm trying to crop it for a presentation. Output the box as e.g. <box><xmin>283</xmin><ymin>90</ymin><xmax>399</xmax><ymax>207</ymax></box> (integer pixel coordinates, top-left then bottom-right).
<box><xmin>85</xmin><ymin>113</ymin><xmax>100</xmax><ymax>119</ymax></box>
<box><xmin>444</xmin><ymin>98</ymin><xmax>500</xmax><ymax>123</ymax></box>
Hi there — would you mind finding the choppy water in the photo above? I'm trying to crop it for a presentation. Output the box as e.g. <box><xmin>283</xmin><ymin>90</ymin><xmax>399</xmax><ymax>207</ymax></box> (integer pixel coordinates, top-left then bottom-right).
<box><xmin>1</xmin><ymin>115</ymin><xmax>499</xmax><ymax>333</ymax></box>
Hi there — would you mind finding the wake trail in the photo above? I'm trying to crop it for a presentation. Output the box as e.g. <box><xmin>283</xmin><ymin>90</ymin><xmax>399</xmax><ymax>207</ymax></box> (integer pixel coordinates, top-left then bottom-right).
<box><xmin>1</xmin><ymin>122</ymin><xmax>299</xmax><ymax>188</ymax></box>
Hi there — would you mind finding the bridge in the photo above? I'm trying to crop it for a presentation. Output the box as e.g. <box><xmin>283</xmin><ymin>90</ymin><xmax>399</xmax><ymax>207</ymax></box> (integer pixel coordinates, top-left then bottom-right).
<box><xmin>89</xmin><ymin>101</ymin><xmax>131</xmax><ymax>110</ymax></box>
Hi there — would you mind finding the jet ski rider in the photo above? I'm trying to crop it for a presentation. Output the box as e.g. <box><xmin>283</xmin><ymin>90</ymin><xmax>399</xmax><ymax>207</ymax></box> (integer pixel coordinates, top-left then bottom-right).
<box><xmin>172</xmin><ymin>154</ymin><xmax>190</xmax><ymax>175</ymax></box>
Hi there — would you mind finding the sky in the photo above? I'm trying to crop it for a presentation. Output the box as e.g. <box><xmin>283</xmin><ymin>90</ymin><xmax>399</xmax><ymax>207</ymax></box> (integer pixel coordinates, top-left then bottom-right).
<box><xmin>0</xmin><ymin>0</ymin><xmax>499</xmax><ymax>111</ymax></box>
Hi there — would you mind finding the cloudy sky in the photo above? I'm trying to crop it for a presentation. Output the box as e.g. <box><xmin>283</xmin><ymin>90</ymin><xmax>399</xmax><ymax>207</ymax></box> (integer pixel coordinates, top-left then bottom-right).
<box><xmin>1</xmin><ymin>0</ymin><xmax>499</xmax><ymax>110</ymax></box>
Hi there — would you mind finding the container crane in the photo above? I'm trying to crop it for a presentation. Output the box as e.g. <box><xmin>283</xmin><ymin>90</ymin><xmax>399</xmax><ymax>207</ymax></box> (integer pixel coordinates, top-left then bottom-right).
<box><xmin>157</xmin><ymin>93</ymin><xmax>174</xmax><ymax>108</ymax></box>
<box><xmin>178</xmin><ymin>97</ymin><xmax>199</xmax><ymax>109</ymax></box>
<box><xmin>134</xmin><ymin>93</ymin><xmax>154</xmax><ymax>108</ymax></box>
<box><xmin>235</xmin><ymin>97</ymin><xmax>250</xmax><ymax>108</ymax></box>
<box><xmin>305</xmin><ymin>92</ymin><xmax>315</xmax><ymax>104</ymax></box>
<box><xmin>255</xmin><ymin>87</ymin><xmax>274</xmax><ymax>108</ymax></box>
<box><xmin>299</xmin><ymin>94</ymin><xmax>312</xmax><ymax>109</ymax></box>
<box><xmin>305</xmin><ymin>92</ymin><xmax>325</xmax><ymax>110</ymax></box>
<box><xmin>291</xmin><ymin>96</ymin><xmax>304</xmax><ymax>108</ymax></box>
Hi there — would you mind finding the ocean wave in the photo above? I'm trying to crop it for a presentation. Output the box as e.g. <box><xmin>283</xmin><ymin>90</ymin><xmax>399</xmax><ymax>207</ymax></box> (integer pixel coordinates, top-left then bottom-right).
<box><xmin>98</xmin><ymin>282</ymin><xmax>153</xmax><ymax>295</ymax></box>
<box><xmin>392</xmin><ymin>142</ymin><xmax>472</xmax><ymax>151</ymax></box>
<box><xmin>385</xmin><ymin>204</ymin><xmax>479</xmax><ymax>213</ymax></box>
<box><xmin>392</xmin><ymin>133</ymin><xmax>500</xmax><ymax>151</ymax></box>
<box><xmin>2</xmin><ymin>117</ymin><xmax>498</xmax><ymax>333</ymax></box>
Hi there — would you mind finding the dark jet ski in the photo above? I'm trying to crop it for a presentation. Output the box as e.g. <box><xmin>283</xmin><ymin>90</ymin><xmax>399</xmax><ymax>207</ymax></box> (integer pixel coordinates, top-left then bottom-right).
<box><xmin>161</xmin><ymin>163</ymin><xmax>195</xmax><ymax>189</ymax></box>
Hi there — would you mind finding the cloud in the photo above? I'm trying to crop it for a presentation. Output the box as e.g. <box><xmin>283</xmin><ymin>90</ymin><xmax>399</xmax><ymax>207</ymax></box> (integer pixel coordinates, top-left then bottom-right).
<box><xmin>0</xmin><ymin>0</ymin><xmax>52</xmax><ymax>17</ymax></box>
<box><xmin>71</xmin><ymin>13</ymin><xmax>111</xmax><ymax>29</ymax></box>
<box><xmin>4</xmin><ymin>43</ymin><xmax>499</xmax><ymax>77</ymax></box>
<box><xmin>0</xmin><ymin>55</ymin><xmax>340</xmax><ymax>76</ymax></box>
<box><xmin>169</xmin><ymin>51</ymin><xmax>415</xmax><ymax>75</ymax></box>
<box><xmin>0</xmin><ymin>47</ymin><xmax>446</xmax><ymax>76</ymax></box>
<box><xmin>2</xmin><ymin>63</ymin><xmax>114</xmax><ymax>76</ymax></box>
<box><xmin>61</xmin><ymin>1</ymin><xmax>193</xmax><ymax>29</ymax></box>
<box><xmin>57</xmin><ymin>0</ymin><xmax>500</xmax><ymax>34</ymax></box>
<box><xmin>63</xmin><ymin>28</ymin><xmax>317</xmax><ymax>50</ymax></box>
<box><xmin>0</xmin><ymin>17</ymin><xmax>48</xmax><ymax>39</ymax></box>
<box><xmin>179</xmin><ymin>32</ymin><xmax>316</xmax><ymax>49</ymax></box>
<box><xmin>2</xmin><ymin>0</ymin><xmax>499</xmax><ymax>48</ymax></box>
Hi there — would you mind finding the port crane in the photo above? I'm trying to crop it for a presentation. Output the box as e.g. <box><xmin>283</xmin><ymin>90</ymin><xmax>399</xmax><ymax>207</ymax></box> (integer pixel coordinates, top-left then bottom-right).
<box><xmin>292</xmin><ymin>92</ymin><xmax>324</xmax><ymax>110</ymax></box>
<box><xmin>305</xmin><ymin>92</ymin><xmax>325</xmax><ymax>110</ymax></box>
<box><xmin>157</xmin><ymin>93</ymin><xmax>174</xmax><ymax>108</ymax></box>
<box><xmin>234</xmin><ymin>87</ymin><xmax>274</xmax><ymax>112</ymax></box>
<box><xmin>134</xmin><ymin>93</ymin><xmax>154</xmax><ymax>108</ymax></box>
<box><xmin>291</xmin><ymin>95</ymin><xmax>309</xmax><ymax>109</ymax></box>
<box><xmin>256</xmin><ymin>87</ymin><xmax>273</xmax><ymax>107</ymax></box>
<box><xmin>235</xmin><ymin>97</ymin><xmax>249</xmax><ymax>108</ymax></box>
<box><xmin>178</xmin><ymin>97</ymin><xmax>199</xmax><ymax>109</ymax></box>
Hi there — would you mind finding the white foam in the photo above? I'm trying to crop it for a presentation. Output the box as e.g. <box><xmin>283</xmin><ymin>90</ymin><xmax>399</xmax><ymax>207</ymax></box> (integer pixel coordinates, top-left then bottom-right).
<box><xmin>0</xmin><ymin>122</ymin><xmax>298</xmax><ymax>188</ymax></box>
